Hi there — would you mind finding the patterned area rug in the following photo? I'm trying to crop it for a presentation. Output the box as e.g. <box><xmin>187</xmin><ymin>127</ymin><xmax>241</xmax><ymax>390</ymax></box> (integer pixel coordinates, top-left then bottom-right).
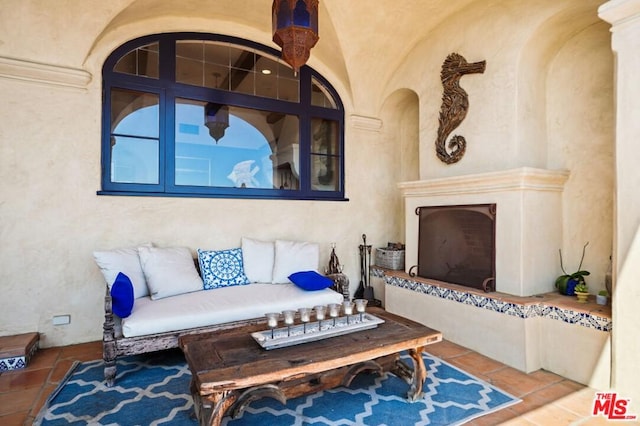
<box><xmin>35</xmin><ymin>349</ymin><xmax>520</xmax><ymax>426</ymax></box>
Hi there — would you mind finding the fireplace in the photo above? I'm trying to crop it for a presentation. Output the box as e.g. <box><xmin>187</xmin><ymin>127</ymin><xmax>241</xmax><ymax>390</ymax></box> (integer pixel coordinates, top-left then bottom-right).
<box><xmin>415</xmin><ymin>204</ymin><xmax>496</xmax><ymax>292</ymax></box>
<box><xmin>399</xmin><ymin>168</ymin><xmax>569</xmax><ymax>297</ymax></box>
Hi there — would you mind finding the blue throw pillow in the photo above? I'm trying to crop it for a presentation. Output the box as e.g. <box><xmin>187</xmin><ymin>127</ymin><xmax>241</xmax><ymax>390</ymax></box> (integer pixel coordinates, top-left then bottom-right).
<box><xmin>111</xmin><ymin>272</ymin><xmax>134</xmax><ymax>318</ymax></box>
<box><xmin>289</xmin><ymin>270</ymin><xmax>333</xmax><ymax>291</ymax></box>
<box><xmin>198</xmin><ymin>248</ymin><xmax>251</xmax><ymax>290</ymax></box>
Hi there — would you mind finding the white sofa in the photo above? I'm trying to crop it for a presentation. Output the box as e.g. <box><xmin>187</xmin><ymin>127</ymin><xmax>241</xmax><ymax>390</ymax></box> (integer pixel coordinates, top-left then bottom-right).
<box><xmin>95</xmin><ymin>238</ymin><xmax>344</xmax><ymax>386</ymax></box>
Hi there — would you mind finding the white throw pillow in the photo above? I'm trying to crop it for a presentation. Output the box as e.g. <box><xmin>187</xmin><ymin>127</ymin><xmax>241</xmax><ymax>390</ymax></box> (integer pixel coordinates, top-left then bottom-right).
<box><xmin>241</xmin><ymin>237</ymin><xmax>275</xmax><ymax>283</ymax></box>
<box><xmin>138</xmin><ymin>246</ymin><xmax>203</xmax><ymax>300</ymax></box>
<box><xmin>93</xmin><ymin>244</ymin><xmax>152</xmax><ymax>299</ymax></box>
<box><xmin>272</xmin><ymin>240</ymin><xmax>320</xmax><ymax>284</ymax></box>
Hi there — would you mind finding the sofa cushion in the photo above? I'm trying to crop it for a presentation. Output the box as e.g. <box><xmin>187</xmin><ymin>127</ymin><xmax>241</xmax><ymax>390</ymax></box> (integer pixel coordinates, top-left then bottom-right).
<box><xmin>241</xmin><ymin>237</ymin><xmax>275</xmax><ymax>283</ymax></box>
<box><xmin>93</xmin><ymin>244</ymin><xmax>151</xmax><ymax>299</ymax></box>
<box><xmin>121</xmin><ymin>283</ymin><xmax>344</xmax><ymax>338</ymax></box>
<box><xmin>272</xmin><ymin>240</ymin><xmax>320</xmax><ymax>283</ymax></box>
<box><xmin>289</xmin><ymin>270</ymin><xmax>334</xmax><ymax>291</ymax></box>
<box><xmin>110</xmin><ymin>272</ymin><xmax>134</xmax><ymax>318</ymax></box>
<box><xmin>197</xmin><ymin>248</ymin><xmax>250</xmax><ymax>289</ymax></box>
<box><xmin>138</xmin><ymin>246</ymin><xmax>203</xmax><ymax>300</ymax></box>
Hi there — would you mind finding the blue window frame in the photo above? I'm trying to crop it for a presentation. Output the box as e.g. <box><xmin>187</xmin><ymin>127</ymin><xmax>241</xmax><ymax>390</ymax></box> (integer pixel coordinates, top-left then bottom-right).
<box><xmin>100</xmin><ymin>33</ymin><xmax>345</xmax><ymax>200</ymax></box>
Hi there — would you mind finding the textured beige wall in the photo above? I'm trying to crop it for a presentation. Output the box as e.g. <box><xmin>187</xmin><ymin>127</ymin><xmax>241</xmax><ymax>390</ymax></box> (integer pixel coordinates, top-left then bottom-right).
<box><xmin>547</xmin><ymin>22</ymin><xmax>614</xmax><ymax>295</ymax></box>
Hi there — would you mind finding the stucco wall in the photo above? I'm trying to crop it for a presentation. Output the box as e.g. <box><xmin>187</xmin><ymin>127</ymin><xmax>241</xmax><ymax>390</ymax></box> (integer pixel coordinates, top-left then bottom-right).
<box><xmin>0</xmin><ymin>4</ymin><xmax>400</xmax><ymax>348</ymax></box>
<box><xmin>547</xmin><ymin>22</ymin><xmax>614</xmax><ymax>295</ymax></box>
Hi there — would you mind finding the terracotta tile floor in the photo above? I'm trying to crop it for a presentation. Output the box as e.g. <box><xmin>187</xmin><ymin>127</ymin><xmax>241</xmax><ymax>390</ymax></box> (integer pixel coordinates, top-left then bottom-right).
<box><xmin>0</xmin><ymin>339</ymin><xmax>634</xmax><ymax>425</ymax></box>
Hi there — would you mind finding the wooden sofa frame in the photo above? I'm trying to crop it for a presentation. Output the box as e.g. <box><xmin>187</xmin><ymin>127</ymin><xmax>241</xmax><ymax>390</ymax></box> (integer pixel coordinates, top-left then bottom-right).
<box><xmin>102</xmin><ymin>266</ymin><xmax>350</xmax><ymax>386</ymax></box>
<box><xmin>102</xmin><ymin>287</ymin><xmax>265</xmax><ymax>387</ymax></box>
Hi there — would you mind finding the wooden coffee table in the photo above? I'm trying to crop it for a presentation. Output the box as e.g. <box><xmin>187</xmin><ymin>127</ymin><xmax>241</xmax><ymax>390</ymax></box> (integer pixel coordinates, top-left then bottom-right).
<box><xmin>179</xmin><ymin>308</ymin><xmax>442</xmax><ymax>426</ymax></box>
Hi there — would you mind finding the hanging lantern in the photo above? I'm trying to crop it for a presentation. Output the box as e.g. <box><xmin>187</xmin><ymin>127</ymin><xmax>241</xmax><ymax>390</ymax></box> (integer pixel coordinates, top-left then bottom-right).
<box><xmin>204</xmin><ymin>103</ymin><xmax>229</xmax><ymax>143</ymax></box>
<box><xmin>272</xmin><ymin>0</ymin><xmax>319</xmax><ymax>74</ymax></box>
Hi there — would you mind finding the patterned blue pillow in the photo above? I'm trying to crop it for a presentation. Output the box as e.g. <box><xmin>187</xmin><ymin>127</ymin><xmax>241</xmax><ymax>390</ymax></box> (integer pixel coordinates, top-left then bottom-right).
<box><xmin>197</xmin><ymin>248</ymin><xmax>250</xmax><ymax>290</ymax></box>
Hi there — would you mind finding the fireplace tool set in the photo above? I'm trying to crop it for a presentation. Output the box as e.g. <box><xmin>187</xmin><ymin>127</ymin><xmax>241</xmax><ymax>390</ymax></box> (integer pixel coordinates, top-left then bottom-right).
<box><xmin>355</xmin><ymin>234</ymin><xmax>378</xmax><ymax>304</ymax></box>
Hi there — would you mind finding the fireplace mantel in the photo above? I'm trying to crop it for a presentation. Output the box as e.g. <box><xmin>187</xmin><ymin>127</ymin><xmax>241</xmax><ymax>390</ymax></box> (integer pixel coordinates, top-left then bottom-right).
<box><xmin>399</xmin><ymin>167</ymin><xmax>569</xmax><ymax>297</ymax></box>
<box><xmin>398</xmin><ymin>167</ymin><xmax>569</xmax><ymax>197</ymax></box>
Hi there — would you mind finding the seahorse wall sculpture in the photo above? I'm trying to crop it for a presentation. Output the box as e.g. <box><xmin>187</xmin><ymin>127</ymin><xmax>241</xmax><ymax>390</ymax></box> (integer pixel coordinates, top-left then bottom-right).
<box><xmin>435</xmin><ymin>53</ymin><xmax>486</xmax><ymax>164</ymax></box>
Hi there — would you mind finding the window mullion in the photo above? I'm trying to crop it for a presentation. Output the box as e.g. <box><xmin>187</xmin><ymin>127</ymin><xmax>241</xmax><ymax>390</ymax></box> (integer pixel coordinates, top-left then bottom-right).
<box><xmin>163</xmin><ymin>89</ymin><xmax>176</xmax><ymax>191</ymax></box>
<box><xmin>161</xmin><ymin>37</ymin><xmax>175</xmax><ymax>191</ymax></box>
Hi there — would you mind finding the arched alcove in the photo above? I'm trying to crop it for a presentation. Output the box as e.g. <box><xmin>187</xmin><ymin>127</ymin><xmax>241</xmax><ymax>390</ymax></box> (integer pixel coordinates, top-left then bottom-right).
<box><xmin>380</xmin><ymin>88</ymin><xmax>420</xmax><ymax>240</ymax></box>
<box><xmin>381</xmin><ymin>89</ymin><xmax>420</xmax><ymax>183</ymax></box>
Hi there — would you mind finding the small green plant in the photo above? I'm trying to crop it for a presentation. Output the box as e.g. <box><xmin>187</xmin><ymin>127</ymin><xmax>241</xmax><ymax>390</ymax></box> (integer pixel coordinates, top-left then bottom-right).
<box><xmin>554</xmin><ymin>242</ymin><xmax>590</xmax><ymax>295</ymax></box>
<box><xmin>574</xmin><ymin>282</ymin><xmax>588</xmax><ymax>293</ymax></box>
<box><xmin>598</xmin><ymin>290</ymin><xmax>608</xmax><ymax>296</ymax></box>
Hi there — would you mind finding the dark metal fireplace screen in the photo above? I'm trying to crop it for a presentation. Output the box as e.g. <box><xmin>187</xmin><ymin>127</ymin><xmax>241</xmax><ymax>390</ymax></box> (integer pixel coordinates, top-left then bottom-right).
<box><xmin>414</xmin><ymin>204</ymin><xmax>496</xmax><ymax>292</ymax></box>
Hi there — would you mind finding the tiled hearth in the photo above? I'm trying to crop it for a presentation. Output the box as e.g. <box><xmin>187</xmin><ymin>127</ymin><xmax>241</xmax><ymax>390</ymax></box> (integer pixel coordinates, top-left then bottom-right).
<box><xmin>375</xmin><ymin>268</ymin><xmax>612</xmax><ymax>390</ymax></box>
<box><xmin>377</xmin><ymin>269</ymin><xmax>611</xmax><ymax>332</ymax></box>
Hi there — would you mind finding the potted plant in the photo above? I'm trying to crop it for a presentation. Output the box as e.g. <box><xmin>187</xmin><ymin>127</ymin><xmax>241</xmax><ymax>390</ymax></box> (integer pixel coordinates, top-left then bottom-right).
<box><xmin>555</xmin><ymin>242</ymin><xmax>590</xmax><ymax>296</ymax></box>
<box><xmin>574</xmin><ymin>282</ymin><xmax>590</xmax><ymax>303</ymax></box>
<box><xmin>596</xmin><ymin>290</ymin><xmax>608</xmax><ymax>306</ymax></box>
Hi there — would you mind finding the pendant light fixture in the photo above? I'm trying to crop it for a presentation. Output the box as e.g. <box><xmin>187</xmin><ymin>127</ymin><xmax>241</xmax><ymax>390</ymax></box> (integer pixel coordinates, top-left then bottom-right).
<box><xmin>272</xmin><ymin>0</ymin><xmax>319</xmax><ymax>74</ymax></box>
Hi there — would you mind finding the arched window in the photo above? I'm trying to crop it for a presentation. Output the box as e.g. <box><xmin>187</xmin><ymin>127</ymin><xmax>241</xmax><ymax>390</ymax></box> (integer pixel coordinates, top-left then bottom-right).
<box><xmin>100</xmin><ymin>33</ymin><xmax>345</xmax><ymax>200</ymax></box>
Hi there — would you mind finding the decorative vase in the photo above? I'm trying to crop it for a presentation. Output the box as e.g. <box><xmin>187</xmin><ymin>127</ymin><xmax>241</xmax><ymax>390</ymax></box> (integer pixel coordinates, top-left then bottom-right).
<box><xmin>596</xmin><ymin>294</ymin><xmax>608</xmax><ymax>305</ymax></box>
<box><xmin>575</xmin><ymin>291</ymin><xmax>589</xmax><ymax>303</ymax></box>
<box><xmin>557</xmin><ymin>278</ymin><xmax>578</xmax><ymax>296</ymax></box>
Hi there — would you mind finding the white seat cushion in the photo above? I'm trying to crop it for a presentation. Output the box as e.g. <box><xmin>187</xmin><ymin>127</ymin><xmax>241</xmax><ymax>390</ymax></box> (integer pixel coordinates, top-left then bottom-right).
<box><xmin>121</xmin><ymin>283</ymin><xmax>344</xmax><ymax>338</ymax></box>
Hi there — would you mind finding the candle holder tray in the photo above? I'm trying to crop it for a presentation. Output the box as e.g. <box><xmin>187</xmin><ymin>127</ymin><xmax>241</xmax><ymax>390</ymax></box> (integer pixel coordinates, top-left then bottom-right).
<box><xmin>251</xmin><ymin>313</ymin><xmax>385</xmax><ymax>350</ymax></box>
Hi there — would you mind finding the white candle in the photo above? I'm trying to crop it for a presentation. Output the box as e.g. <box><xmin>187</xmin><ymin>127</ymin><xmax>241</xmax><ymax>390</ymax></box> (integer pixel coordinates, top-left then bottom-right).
<box><xmin>328</xmin><ymin>303</ymin><xmax>341</xmax><ymax>318</ymax></box>
<box><xmin>355</xmin><ymin>299</ymin><xmax>368</xmax><ymax>313</ymax></box>
<box><xmin>314</xmin><ymin>305</ymin><xmax>326</xmax><ymax>320</ymax></box>
<box><xmin>283</xmin><ymin>310</ymin><xmax>296</xmax><ymax>325</ymax></box>
<box><xmin>267</xmin><ymin>315</ymin><xmax>278</xmax><ymax>328</ymax></box>
<box><xmin>299</xmin><ymin>308</ymin><xmax>311</xmax><ymax>322</ymax></box>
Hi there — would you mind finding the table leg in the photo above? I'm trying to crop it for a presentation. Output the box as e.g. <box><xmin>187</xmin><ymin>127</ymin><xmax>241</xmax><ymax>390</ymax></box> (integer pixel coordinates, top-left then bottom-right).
<box><xmin>199</xmin><ymin>390</ymin><xmax>237</xmax><ymax>426</ymax></box>
<box><xmin>406</xmin><ymin>346</ymin><xmax>426</xmax><ymax>402</ymax></box>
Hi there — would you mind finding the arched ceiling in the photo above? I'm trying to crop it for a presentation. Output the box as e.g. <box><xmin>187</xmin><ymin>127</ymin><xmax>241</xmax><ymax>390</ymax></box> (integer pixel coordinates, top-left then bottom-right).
<box><xmin>85</xmin><ymin>0</ymin><xmax>605</xmax><ymax>113</ymax></box>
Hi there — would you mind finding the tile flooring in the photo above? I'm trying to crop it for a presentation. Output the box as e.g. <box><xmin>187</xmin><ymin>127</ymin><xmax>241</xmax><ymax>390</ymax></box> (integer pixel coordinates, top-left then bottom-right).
<box><xmin>0</xmin><ymin>339</ymin><xmax>634</xmax><ymax>425</ymax></box>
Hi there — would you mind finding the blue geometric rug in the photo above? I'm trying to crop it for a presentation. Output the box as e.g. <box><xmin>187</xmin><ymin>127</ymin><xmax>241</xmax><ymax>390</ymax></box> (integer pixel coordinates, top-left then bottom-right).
<box><xmin>34</xmin><ymin>349</ymin><xmax>520</xmax><ymax>426</ymax></box>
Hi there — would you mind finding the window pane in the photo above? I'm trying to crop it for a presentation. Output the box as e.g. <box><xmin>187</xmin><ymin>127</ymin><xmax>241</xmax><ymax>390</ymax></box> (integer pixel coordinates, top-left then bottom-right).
<box><xmin>114</xmin><ymin>43</ymin><xmax>159</xmax><ymax>78</ymax></box>
<box><xmin>110</xmin><ymin>90</ymin><xmax>160</xmax><ymax>184</ymax></box>
<box><xmin>231</xmin><ymin>67</ymin><xmax>255</xmax><ymax>95</ymax></box>
<box><xmin>204</xmin><ymin>42</ymin><xmax>230</xmax><ymax>67</ymax></box>
<box><xmin>311</xmin><ymin>119</ymin><xmax>339</xmax><ymax>155</ymax></box>
<box><xmin>256</xmin><ymin>71</ymin><xmax>277</xmax><ymax>98</ymax></box>
<box><xmin>174</xmin><ymin>98</ymin><xmax>300</xmax><ymax>190</ymax></box>
<box><xmin>311</xmin><ymin>155</ymin><xmax>339</xmax><ymax>191</ymax></box>
<box><xmin>311</xmin><ymin>77</ymin><xmax>337</xmax><ymax>109</ymax></box>
<box><xmin>279</xmin><ymin>77</ymin><xmax>299</xmax><ymax>102</ymax></box>
<box><xmin>311</xmin><ymin>118</ymin><xmax>340</xmax><ymax>191</ymax></box>
<box><xmin>111</xmin><ymin>136</ymin><xmax>159</xmax><ymax>184</ymax></box>
<box><xmin>111</xmin><ymin>89</ymin><xmax>159</xmax><ymax>137</ymax></box>
<box><xmin>204</xmin><ymin>65</ymin><xmax>230</xmax><ymax>90</ymax></box>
